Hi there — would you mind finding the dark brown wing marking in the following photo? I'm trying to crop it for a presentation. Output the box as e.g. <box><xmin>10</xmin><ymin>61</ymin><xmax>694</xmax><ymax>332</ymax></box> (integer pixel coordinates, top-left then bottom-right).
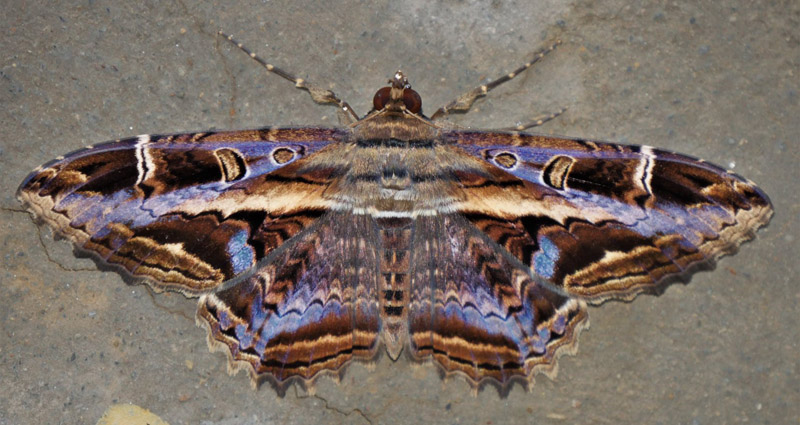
<box><xmin>406</xmin><ymin>214</ymin><xmax>588</xmax><ymax>390</ymax></box>
<box><xmin>447</xmin><ymin>131</ymin><xmax>772</xmax><ymax>302</ymax></box>
<box><xmin>196</xmin><ymin>212</ymin><xmax>382</xmax><ymax>392</ymax></box>
<box><xmin>18</xmin><ymin>128</ymin><xmax>346</xmax><ymax>294</ymax></box>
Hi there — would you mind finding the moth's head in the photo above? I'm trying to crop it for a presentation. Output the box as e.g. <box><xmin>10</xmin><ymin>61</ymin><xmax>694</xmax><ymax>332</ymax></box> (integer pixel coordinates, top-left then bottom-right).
<box><xmin>371</xmin><ymin>70</ymin><xmax>423</xmax><ymax>115</ymax></box>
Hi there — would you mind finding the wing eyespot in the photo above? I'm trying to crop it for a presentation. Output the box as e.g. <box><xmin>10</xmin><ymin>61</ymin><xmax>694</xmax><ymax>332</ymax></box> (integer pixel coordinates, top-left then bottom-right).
<box><xmin>271</xmin><ymin>147</ymin><xmax>298</xmax><ymax>165</ymax></box>
<box><xmin>214</xmin><ymin>148</ymin><xmax>247</xmax><ymax>182</ymax></box>
<box><xmin>542</xmin><ymin>155</ymin><xmax>575</xmax><ymax>190</ymax></box>
<box><xmin>492</xmin><ymin>151</ymin><xmax>519</xmax><ymax>170</ymax></box>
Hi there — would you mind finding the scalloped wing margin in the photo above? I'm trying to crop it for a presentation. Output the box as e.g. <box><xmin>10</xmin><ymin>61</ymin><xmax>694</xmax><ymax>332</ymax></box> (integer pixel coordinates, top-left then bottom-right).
<box><xmin>406</xmin><ymin>214</ymin><xmax>589</xmax><ymax>391</ymax></box>
<box><xmin>196</xmin><ymin>212</ymin><xmax>382</xmax><ymax>392</ymax></box>
<box><xmin>17</xmin><ymin>128</ymin><xmax>345</xmax><ymax>294</ymax></box>
<box><xmin>447</xmin><ymin>131</ymin><xmax>773</xmax><ymax>303</ymax></box>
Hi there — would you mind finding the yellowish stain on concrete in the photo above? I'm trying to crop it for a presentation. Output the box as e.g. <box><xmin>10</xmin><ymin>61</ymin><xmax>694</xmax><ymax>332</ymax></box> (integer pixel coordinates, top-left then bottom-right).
<box><xmin>96</xmin><ymin>404</ymin><xmax>170</xmax><ymax>425</ymax></box>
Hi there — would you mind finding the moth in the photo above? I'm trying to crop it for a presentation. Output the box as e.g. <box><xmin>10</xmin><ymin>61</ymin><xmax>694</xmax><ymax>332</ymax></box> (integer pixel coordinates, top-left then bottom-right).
<box><xmin>18</xmin><ymin>32</ymin><xmax>772</xmax><ymax>394</ymax></box>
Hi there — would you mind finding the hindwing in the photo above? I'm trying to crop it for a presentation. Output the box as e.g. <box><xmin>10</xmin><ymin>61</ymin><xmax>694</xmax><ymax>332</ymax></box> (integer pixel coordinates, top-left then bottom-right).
<box><xmin>407</xmin><ymin>214</ymin><xmax>588</xmax><ymax>388</ymax></box>
<box><xmin>197</xmin><ymin>212</ymin><xmax>382</xmax><ymax>391</ymax></box>
<box><xmin>18</xmin><ymin>95</ymin><xmax>773</xmax><ymax>392</ymax></box>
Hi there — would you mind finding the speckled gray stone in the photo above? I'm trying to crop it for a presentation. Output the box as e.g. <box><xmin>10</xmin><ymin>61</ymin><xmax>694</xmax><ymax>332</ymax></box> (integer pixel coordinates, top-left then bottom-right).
<box><xmin>1</xmin><ymin>1</ymin><xmax>797</xmax><ymax>424</ymax></box>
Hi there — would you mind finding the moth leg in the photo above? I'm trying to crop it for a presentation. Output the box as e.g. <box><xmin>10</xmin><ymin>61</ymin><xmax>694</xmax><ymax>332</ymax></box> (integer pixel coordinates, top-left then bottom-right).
<box><xmin>218</xmin><ymin>31</ymin><xmax>360</xmax><ymax>124</ymax></box>
<box><xmin>430</xmin><ymin>40</ymin><xmax>561</xmax><ymax>121</ymax></box>
<box><xmin>494</xmin><ymin>106</ymin><xmax>568</xmax><ymax>131</ymax></box>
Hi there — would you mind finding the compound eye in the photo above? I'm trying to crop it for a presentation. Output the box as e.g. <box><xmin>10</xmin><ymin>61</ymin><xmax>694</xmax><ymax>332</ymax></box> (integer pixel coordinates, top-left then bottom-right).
<box><xmin>372</xmin><ymin>86</ymin><xmax>392</xmax><ymax>111</ymax></box>
<box><xmin>402</xmin><ymin>88</ymin><xmax>422</xmax><ymax>113</ymax></box>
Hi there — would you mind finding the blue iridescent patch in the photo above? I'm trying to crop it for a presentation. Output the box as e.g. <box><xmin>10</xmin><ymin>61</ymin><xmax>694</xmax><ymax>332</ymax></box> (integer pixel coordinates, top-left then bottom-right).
<box><xmin>533</xmin><ymin>236</ymin><xmax>559</xmax><ymax>279</ymax></box>
<box><xmin>227</xmin><ymin>229</ymin><xmax>256</xmax><ymax>275</ymax></box>
<box><xmin>235</xmin><ymin>323</ymin><xmax>254</xmax><ymax>348</ymax></box>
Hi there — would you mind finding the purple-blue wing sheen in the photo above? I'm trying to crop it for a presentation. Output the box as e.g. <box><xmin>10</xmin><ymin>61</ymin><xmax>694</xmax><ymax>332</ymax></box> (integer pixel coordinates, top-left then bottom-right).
<box><xmin>18</xmin><ymin>128</ymin><xmax>344</xmax><ymax>294</ymax></box>
<box><xmin>447</xmin><ymin>131</ymin><xmax>772</xmax><ymax>302</ymax></box>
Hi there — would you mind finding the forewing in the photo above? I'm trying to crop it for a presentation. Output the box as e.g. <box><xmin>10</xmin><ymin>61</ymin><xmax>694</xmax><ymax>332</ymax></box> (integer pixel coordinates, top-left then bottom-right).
<box><xmin>407</xmin><ymin>214</ymin><xmax>588</xmax><ymax>388</ymax></box>
<box><xmin>17</xmin><ymin>128</ymin><xmax>345</xmax><ymax>294</ymax></box>
<box><xmin>196</xmin><ymin>212</ymin><xmax>381</xmax><ymax>389</ymax></box>
<box><xmin>446</xmin><ymin>131</ymin><xmax>773</xmax><ymax>302</ymax></box>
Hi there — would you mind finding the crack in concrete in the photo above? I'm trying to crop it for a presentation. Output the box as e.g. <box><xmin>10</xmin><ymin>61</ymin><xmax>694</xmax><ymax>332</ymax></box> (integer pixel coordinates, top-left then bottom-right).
<box><xmin>143</xmin><ymin>286</ymin><xmax>195</xmax><ymax>322</ymax></box>
<box><xmin>4</xmin><ymin>206</ymin><xmax>96</xmax><ymax>273</ymax></box>
<box><xmin>13</xmin><ymin>14</ymin><xmax>354</xmax><ymax>425</ymax></box>
<box><xmin>293</xmin><ymin>386</ymin><xmax>374</xmax><ymax>425</ymax></box>
<box><xmin>1</xmin><ymin>206</ymin><xmax>27</xmax><ymax>214</ymax></box>
<box><xmin>31</xmin><ymin>225</ymin><xmax>96</xmax><ymax>273</ymax></box>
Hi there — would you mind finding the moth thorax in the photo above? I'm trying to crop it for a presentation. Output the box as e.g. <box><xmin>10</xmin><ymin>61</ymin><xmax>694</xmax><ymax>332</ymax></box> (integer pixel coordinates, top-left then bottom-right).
<box><xmin>381</xmin><ymin>153</ymin><xmax>412</xmax><ymax>190</ymax></box>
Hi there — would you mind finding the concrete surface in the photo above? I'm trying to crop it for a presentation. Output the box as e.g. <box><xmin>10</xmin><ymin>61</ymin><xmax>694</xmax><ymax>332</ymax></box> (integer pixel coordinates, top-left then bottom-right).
<box><xmin>1</xmin><ymin>1</ymin><xmax>797</xmax><ymax>424</ymax></box>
